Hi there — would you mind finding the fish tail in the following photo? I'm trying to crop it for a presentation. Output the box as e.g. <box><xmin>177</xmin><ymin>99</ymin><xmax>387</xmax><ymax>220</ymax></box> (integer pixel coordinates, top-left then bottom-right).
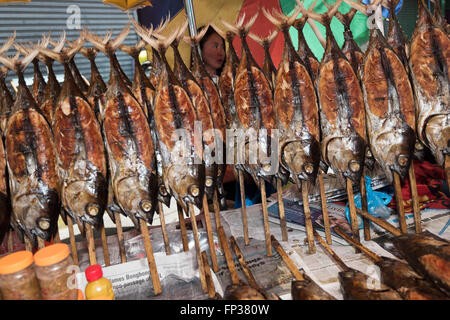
<box><xmin>0</xmin><ymin>30</ymin><xmax>15</xmax><ymax>56</ymax></box>
<box><xmin>248</xmin><ymin>29</ymin><xmax>278</xmax><ymax>49</ymax></box>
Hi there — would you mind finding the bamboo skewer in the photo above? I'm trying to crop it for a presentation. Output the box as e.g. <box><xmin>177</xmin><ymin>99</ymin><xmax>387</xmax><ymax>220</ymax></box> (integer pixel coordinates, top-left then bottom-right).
<box><xmin>213</xmin><ymin>189</ymin><xmax>222</xmax><ymax>229</ymax></box>
<box><xmin>259</xmin><ymin>177</ymin><xmax>272</xmax><ymax>256</ymax></box>
<box><xmin>298</xmin><ymin>178</ymin><xmax>316</xmax><ymax>254</ymax></box>
<box><xmin>139</xmin><ymin>218</ymin><xmax>162</xmax><ymax>295</ymax></box>
<box><xmin>67</xmin><ymin>217</ymin><xmax>79</xmax><ymax>265</ymax></box>
<box><xmin>37</xmin><ymin>237</ymin><xmax>45</xmax><ymax>249</ymax></box>
<box><xmin>238</xmin><ymin>170</ymin><xmax>249</xmax><ymax>245</ymax></box>
<box><xmin>276</xmin><ymin>178</ymin><xmax>288</xmax><ymax>241</ymax></box>
<box><xmin>7</xmin><ymin>231</ymin><xmax>13</xmax><ymax>252</ymax></box>
<box><xmin>85</xmin><ymin>224</ymin><xmax>97</xmax><ymax>265</ymax></box>
<box><xmin>188</xmin><ymin>202</ymin><xmax>208</xmax><ymax>293</ymax></box>
<box><xmin>24</xmin><ymin>237</ymin><xmax>32</xmax><ymax>252</ymax></box>
<box><xmin>360</xmin><ymin>176</ymin><xmax>371</xmax><ymax>241</ymax></box>
<box><xmin>202</xmin><ymin>194</ymin><xmax>219</xmax><ymax>272</ymax></box>
<box><xmin>201</xmin><ymin>251</ymin><xmax>217</xmax><ymax>299</ymax></box>
<box><xmin>346</xmin><ymin>177</ymin><xmax>361</xmax><ymax>252</ymax></box>
<box><xmin>393</xmin><ymin>171</ymin><xmax>408</xmax><ymax>234</ymax></box>
<box><xmin>177</xmin><ymin>202</ymin><xmax>189</xmax><ymax>252</ymax></box>
<box><xmin>408</xmin><ymin>164</ymin><xmax>422</xmax><ymax>234</ymax></box>
<box><xmin>114</xmin><ymin>212</ymin><xmax>127</xmax><ymax>264</ymax></box>
<box><xmin>158</xmin><ymin>202</ymin><xmax>171</xmax><ymax>255</ymax></box>
<box><xmin>333</xmin><ymin>226</ymin><xmax>383</xmax><ymax>263</ymax></box>
<box><xmin>271</xmin><ymin>235</ymin><xmax>304</xmax><ymax>281</ymax></box>
<box><xmin>100</xmin><ymin>221</ymin><xmax>111</xmax><ymax>267</ymax></box>
<box><xmin>318</xmin><ymin>170</ymin><xmax>332</xmax><ymax>244</ymax></box>
<box><xmin>356</xmin><ymin>208</ymin><xmax>402</xmax><ymax>237</ymax></box>
<box><xmin>229</xmin><ymin>236</ymin><xmax>259</xmax><ymax>289</ymax></box>
<box><xmin>217</xmin><ymin>225</ymin><xmax>240</xmax><ymax>285</ymax></box>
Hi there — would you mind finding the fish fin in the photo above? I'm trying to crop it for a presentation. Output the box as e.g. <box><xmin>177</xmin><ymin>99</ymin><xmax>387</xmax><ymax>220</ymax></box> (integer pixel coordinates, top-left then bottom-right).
<box><xmin>0</xmin><ymin>30</ymin><xmax>15</xmax><ymax>55</ymax></box>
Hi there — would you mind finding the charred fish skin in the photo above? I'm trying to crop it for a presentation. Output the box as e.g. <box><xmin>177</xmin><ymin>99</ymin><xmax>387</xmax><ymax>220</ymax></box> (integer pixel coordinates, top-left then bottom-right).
<box><xmin>30</xmin><ymin>58</ymin><xmax>46</xmax><ymax>107</ymax></box>
<box><xmin>376</xmin><ymin>256</ymin><xmax>449</xmax><ymax>300</ymax></box>
<box><xmin>224</xmin><ymin>283</ymin><xmax>267</xmax><ymax>300</ymax></box>
<box><xmin>291</xmin><ymin>273</ymin><xmax>336</xmax><ymax>300</ymax></box>
<box><xmin>293</xmin><ymin>17</ymin><xmax>320</xmax><ymax>81</ymax></box>
<box><xmin>339</xmin><ymin>268</ymin><xmax>403</xmax><ymax>300</ymax></box>
<box><xmin>409</xmin><ymin>0</ymin><xmax>449</xmax><ymax>166</ymax></box>
<box><xmin>0</xmin><ymin>67</ymin><xmax>14</xmax><ymax>134</ymax></box>
<box><xmin>361</xmin><ymin>28</ymin><xmax>416</xmax><ymax>183</ymax></box>
<box><xmin>39</xmin><ymin>57</ymin><xmax>61</xmax><ymax>126</ymax></box>
<box><xmin>317</xmin><ymin>20</ymin><xmax>367</xmax><ymax>185</ymax></box>
<box><xmin>0</xmin><ymin>135</ymin><xmax>11</xmax><ymax>244</ymax></box>
<box><xmin>268</xmin><ymin>10</ymin><xmax>321</xmax><ymax>185</ymax></box>
<box><xmin>392</xmin><ymin>231</ymin><xmax>450</xmax><ymax>296</ymax></box>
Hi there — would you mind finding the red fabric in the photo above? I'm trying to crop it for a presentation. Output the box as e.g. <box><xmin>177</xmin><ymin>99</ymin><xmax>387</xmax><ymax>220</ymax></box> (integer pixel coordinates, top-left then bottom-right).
<box><xmin>232</xmin><ymin>0</ymin><xmax>285</xmax><ymax>68</ymax></box>
<box><xmin>388</xmin><ymin>160</ymin><xmax>450</xmax><ymax>212</ymax></box>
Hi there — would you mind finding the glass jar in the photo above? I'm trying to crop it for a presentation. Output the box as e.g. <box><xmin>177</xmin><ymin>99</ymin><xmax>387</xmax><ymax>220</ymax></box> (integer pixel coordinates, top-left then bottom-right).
<box><xmin>33</xmin><ymin>243</ymin><xmax>78</xmax><ymax>300</ymax></box>
<box><xmin>0</xmin><ymin>250</ymin><xmax>42</xmax><ymax>300</ymax></box>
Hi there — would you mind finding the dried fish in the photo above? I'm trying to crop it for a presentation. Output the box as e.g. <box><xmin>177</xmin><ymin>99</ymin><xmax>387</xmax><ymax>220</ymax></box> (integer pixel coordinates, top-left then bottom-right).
<box><xmin>0</xmin><ymin>50</ymin><xmax>60</xmax><ymax>246</ymax></box>
<box><xmin>84</xmin><ymin>26</ymin><xmax>159</xmax><ymax>228</ymax></box>
<box><xmin>0</xmin><ymin>67</ymin><xmax>13</xmax><ymax>134</ymax></box>
<box><xmin>40</xmin><ymin>34</ymin><xmax>109</xmax><ymax>234</ymax></box>
<box><xmin>301</xmin><ymin>1</ymin><xmax>367</xmax><ymax>186</ymax></box>
<box><xmin>291</xmin><ymin>272</ymin><xmax>336</xmax><ymax>300</ymax></box>
<box><xmin>133</xmin><ymin>22</ymin><xmax>204</xmax><ymax>211</ymax></box>
<box><xmin>392</xmin><ymin>231</ymin><xmax>450</xmax><ymax>296</ymax></box>
<box><xmin>224</xmin><ymin>283</ymin><xmax>267</xmax><ymax>300</ymax></box>
<box><xmin>409</xmin><ymin>0</ymin><xmax>449</xmax><ymax>167</ymax></box>
<box><xmin>264</xmin><ymin>8</ymin><xmax>321</xmax><ymax>186</ymax></box>
<box><xmin>360</xmin><ymin>27</ymin><xmax>416</xmax><ymax>183</ymax></box>
<box><xmin>185</xmin><ymin>25</ymin><xmax>227</xmax><ymax>203</ymax></box>
<box><xmin>30</xmin><ymin>57</ymin><xmax>46</xmax><ymax>107</ymax></box>
<box><xmin>0</xmin><ymin>133</ymin><xmax>10</xmax><ymax>244</ymax></box>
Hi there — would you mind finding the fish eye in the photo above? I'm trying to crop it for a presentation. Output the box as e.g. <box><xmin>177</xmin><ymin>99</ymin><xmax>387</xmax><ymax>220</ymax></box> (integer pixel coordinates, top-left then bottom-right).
<box><xmin>189</xmin><ymin>185</ymin><xmax>200</xmax><ymax>197</ymax></box>
<box><xmin>348</xmin><ymin>160</ymin><xmax>360</xmax><ymax>173</ymax></box>
<box><xmin>38</xmin><ymin>218</ymin><xmax>50</xmax><ymax>230</ymax></box>
<box><xmin>366</xmin><ymin>149</ymin><xmax>372</xmax><ymax>157</ymax></box>
<box><xmin>85</xmin><ymin>204</ymin><xmax>100</xmax><ymax>217</ymax></box>
<box><xmin>140</xmin><ymin>200</ymin><xmax>152</xmax><ymax>213</ymax></box>
<box><xmin>303</xmin><ymin>163</ymin><xmax>314</xmax><ymax>174</ymax></box>
<box><xmin>159</xmin><ymin>186</ymin><xmax>168</xmax><ymax>196</ymax></box>
<box><xmin>262</xmin><ymin>163</ymin><xmax>272</xmax><ymax>172</ymax></box>
<box><xmin>205</xmin><ymin>177</ymin><xmax>214</xmax><ymax>187</ymax></box>
<box><xmin>414</xmin><ymin>142</ymin><xmax>424</xmax><ymax>151</ymax></box>
<box><xmin>397</xmin><ymin>154</ymin><xmax>409</xmax><ymax>167</ymax></box>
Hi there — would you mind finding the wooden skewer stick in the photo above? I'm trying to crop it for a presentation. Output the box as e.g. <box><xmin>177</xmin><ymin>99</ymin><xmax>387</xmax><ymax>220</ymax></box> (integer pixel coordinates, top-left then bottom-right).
<box><xmin>259</xmin><ymin>177</ymin><xmax>272</xmax><ymax>256</ymax></box>
<box><xmin>360</xmin><ymin>176</ymin><xmax>371</xmax><ymax>241</ymax></box>
<box><xmin>318</xmin><ymin>170</ymin><xmax>332</xmax><ymax>244</ymax></box>
<box><xmin>177</xmin><ymin>202</ymin><xmax>189</xmax><ymax>252</ymax></box>
<box><xmin>356</xmin><ymin>208</ymin><xmax>402</xmax><ymax>237</ymax></box>
<box><xmin>202</xmin><ymin>194</ymin><xmax>219</xmax><ymax>272</ymax></box>
<box><xmin>114</xmin><ymin>212</ymin><xmax>127</xmax><ymax>264</ymax></box>
<box><xmin>276</xmin><ymin>178</ymin><xmax>288</xmax><ymax>241</ymax></box>
<box><xmin>37</xmin><ymin>237</ymin><xmax>45</xmax><ymax>249</ymax></box>
<box><xmin>332</xmin><ymin>226</ymin><xmax>383</xmax><ymax>263</ymax></box>
<box><xmin>201</xmin><ymin>251</ymin><xmax>217</xmax><ymax>299</ymax></box>
<box><xmin>85</xmin><ymin>224</ymin><xmax>97</xmax><ymax>265</ymax></box>
<box><xmin>100</xmin><ymin>221</ymin><xmax>111</xmax><ymax>267</ymax></box>
<box><xmin>7</xmin><ymin>231</ymin><xmax>13</xmax><ymax>252</ymax></box>
<box><xmin>299</xmin><ymin>179</ymin><xmax>316</xmax><ymax>254</ymax></box>
<box><xmin>217</xmin><ymin>225</ymin><xmax>240</xmax><ymax>285</ymax></box>
<box><xmin>67</xmin><ymin>216</ymin><xmax>79</xmax><ymax>265</ymax></box>
<box><xmin>229</xmin><ymin>236</ymin><xmax>260</xmax><ymax>289</ymax></box>
<box><xmin>238</xmin><ymin>170</ymin><xmax>249</xmax><ymax>245</ymax></box>
<box><xmin>346</xmin><ymin>177</ymin><xmax>361</xmax><ymax>252</ymax></box>
<box><xmin>408</xmin><ymin>164</ymin><xmax>422</xmax><ymax>234</ymax></box>
<box><xmin>271</xmin><ymin>235</ymin><xmax>304</xmax><ymax>281</ymax></box>
<box><xmin>213</xmin><ymin>189</ymin><xmax>222</xmax><ymax>230</ymax></box>
<box><xmin>393</xmin><ymin>171</ymin><xmax>408</xmax><ymax>234</ymax></box>
<box><xmin>313</xmin><ymin>229</ymin><xmax>350</xmax><ymax>272</ymax></box>
<box><xmin>24</xmin><ymin>237</ymin><xmax>32</xmax><ymax>252</ymax></box>
<box><xmin>188</xmin><ymin>202</ymin><xmax>208</xmax><ymax>293</ymax></box>
<box><xmin>158</xmin><ymin>202</ymin><xmax>171</xmax><ymax>255</ymax></box>
<box><xmin>139</xmin><ymin>218</ymin><xmax>162</xmax><ymax>295</ymax></box>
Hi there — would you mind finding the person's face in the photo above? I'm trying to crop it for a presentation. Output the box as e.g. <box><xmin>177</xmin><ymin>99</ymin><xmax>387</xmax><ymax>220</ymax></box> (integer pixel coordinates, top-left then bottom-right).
<box><xmin>201</xmin><ymin>33</ymin><xmax>225</xmax><ymax>75</ymax></box>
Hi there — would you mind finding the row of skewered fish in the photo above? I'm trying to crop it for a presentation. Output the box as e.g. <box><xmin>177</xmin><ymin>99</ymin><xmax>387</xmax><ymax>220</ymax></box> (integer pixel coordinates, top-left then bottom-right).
<box><xmin>0</xmin><ymin>0</ymin><xmax>448</xmax><ymax>256</ymax></box>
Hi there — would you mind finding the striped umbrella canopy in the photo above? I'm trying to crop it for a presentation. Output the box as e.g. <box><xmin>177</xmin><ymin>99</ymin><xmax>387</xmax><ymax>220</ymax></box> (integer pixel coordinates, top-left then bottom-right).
<box><xmin>136</xmin><ymin>0</ymin><xmax>375</xmax><ymax>68</ymax></box>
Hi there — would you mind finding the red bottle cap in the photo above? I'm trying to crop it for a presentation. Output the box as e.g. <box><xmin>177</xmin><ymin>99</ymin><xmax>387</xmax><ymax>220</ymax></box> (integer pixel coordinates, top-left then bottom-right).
<box><xmin>85</xmin><ymin>264</ymin><xmax>103</xmax><ymax>282</ymax></box>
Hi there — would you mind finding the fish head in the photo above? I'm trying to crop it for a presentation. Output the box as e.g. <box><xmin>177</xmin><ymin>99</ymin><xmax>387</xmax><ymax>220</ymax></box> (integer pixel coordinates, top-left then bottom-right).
<box><xmin>115</xmin><ymin>170</ymin><xmax>158</xmax><ymax>223</ymax></box>
<box><xmin>13</xmin><ymin>189</ymin><xmax>59</xmax><ymax>242</ymax></box>
<box><xmin>204</xmin><ymin>164</ymin><xmax>217</xmax><ymax>200</ymax></box>
<box><xmin>281</xmin><ymin>137</ymin><xmax>321</xmax><ymax>183</ymax></box>
<box><xmin>224</xmin><ymin>284</ymin><xmax>266</xmax><ymax>300</ymax></box>
<box><xmin>376</xmin><ymin>125</ymin><xmax>415</xmax><ymax>182</ymax></box>
<box><xmin>63</xmin><ymin>172</ymin><xmax>108</xmax><ymax>228</ymax></box>
<box><xmin>326</xmin><ymin>134</ymin><xmax>365</xmax><ymax>184</ymax></box>
<box><xmin>424</xmin><ymin>114</ymin><xmax>450</xmax><ymax>166</ymax></box>
<box><xmin>164</xmin><ymin>163</ymin><xmax>205</xmax><ymax>210</ymax></box>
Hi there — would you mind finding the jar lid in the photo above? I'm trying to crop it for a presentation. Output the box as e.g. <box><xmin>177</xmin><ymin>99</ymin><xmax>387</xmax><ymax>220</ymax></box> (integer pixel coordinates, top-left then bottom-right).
<box><xmin>85</xmin><ymin>264</ymin><xmax>103</xmax><ymax>282</ymax></box>
<box><xmin>0</xmin><ymin>251</ymin><xmax>33</xmax><ymax>275</ymax></box>
<box><xmin>33</xmin><ymin>243</ymin><xmax>70</xmax><ymax>267</ymax></box>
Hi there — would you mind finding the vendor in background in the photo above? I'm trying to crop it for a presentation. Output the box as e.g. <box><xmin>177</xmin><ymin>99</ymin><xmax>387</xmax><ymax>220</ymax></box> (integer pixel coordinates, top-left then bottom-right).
<box><xmin>198</xmin><ymin>26</ymin><xmax>226</xmax><ymax>82</ymax></box>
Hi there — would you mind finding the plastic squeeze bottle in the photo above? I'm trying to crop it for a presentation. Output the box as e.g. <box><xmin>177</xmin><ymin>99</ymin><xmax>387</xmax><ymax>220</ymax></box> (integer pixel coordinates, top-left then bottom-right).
<box><xmin>84</xmin><ymin>264</ymin><xmax>115</xmax><ymax>300</ymax></box>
